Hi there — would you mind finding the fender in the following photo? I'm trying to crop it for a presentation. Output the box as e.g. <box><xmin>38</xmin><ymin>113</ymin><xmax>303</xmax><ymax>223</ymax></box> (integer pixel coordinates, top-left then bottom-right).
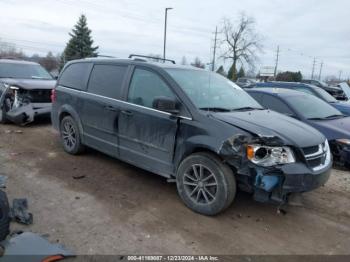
<box><xmin>58</xmin><ymin>104</ymin><xmax>85</xmax><ymax>142</ymax></box>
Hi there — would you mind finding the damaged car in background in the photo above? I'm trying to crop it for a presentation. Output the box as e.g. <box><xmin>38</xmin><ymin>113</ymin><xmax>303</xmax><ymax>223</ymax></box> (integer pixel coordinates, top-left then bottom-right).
<box><xmin>52</xmin><ymin>56</ymin><xmax>332</xmax><ymax>215</ymax></box>
<box><xmin>0</xmin><ymin>59</ymin><xmax>55</xmax><ymax>125</ymax></box>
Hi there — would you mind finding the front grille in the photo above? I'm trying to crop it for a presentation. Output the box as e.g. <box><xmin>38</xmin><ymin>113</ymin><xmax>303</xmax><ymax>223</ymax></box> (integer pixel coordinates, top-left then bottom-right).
<box><xmin>27</xmin><ymin>89</ymin><xmax>51</xmax><ymax>103</ymax></box>
<box><xmin>302</xmin><ymin>145</ymin><xmax>319</xmax><ymax>155</ymax></box>
<box><xmin>302</xmin><ymin>142</ymin><xmax>329</xmax><ymax>170</ymax></box>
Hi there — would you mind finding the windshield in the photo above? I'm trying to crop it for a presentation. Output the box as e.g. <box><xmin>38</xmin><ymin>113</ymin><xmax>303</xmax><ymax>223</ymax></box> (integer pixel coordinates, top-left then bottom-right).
<box><xmin>314</xmin><ymin>87</ymin><xmax>337</xmax><ymax>103</ymax></box>
<box><xmin>165</xmin><ymin>68</ymin><xmax>263</xmax><ymax>111</ymax></box>
<box><xmin>287</xmin><ymin>94</ymin><xmax>343</xmax><ymax>119</ymax></box>
<box><xmin>0</xmin><ymin>63</ymin><xmax>53</xmax><ymax>80</ymax></box>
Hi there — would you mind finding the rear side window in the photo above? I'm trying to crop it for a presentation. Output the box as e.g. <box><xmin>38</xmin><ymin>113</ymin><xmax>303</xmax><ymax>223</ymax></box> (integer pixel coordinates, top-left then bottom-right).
<box><xmin>59</xmin><ymin>62</ymin><xmax>92</xmax><ymax>90</ymax></box>
<box><xmin>87</xmin><ymin>64</ymin><xmax>127</xmax><ymax>99</ymax></box>
<box><xmin>261</xmin><ymin>94</ymin><xmax>294</xmax><ymax>115</ymax></box>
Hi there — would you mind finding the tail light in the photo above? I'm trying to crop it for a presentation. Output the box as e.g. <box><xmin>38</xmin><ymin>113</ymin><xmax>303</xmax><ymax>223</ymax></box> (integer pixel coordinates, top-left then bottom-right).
<box><xmin>51</xmin><ymin>88</ymin><xmax>57</xmax><ymax>103</ymax></box>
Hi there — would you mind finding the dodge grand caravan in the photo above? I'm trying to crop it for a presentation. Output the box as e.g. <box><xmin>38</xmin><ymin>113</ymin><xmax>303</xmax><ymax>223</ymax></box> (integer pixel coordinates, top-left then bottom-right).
<box><xmin>51</xmin><ymin>56</ymin><xmax>332</xmax><ymax>215</ymax></box>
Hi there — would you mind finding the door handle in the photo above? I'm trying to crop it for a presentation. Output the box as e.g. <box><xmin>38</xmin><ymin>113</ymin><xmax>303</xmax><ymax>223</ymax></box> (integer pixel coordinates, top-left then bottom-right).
<box><xmin>104</xmin><ymin>105</ymin><xmax>118</xmax><ymax>112</ymax></box>
<box><xmin>121</xmin><ymin>110</ymin><xmax>133</xmax><ymax>116</ymax></box>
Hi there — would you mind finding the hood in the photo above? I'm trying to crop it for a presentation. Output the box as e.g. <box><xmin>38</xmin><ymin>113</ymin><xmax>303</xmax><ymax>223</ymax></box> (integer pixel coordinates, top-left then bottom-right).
<box><xmin>331</xmin><ymin>101</ymin><xmax>350</xmax><ymax>116</ymax></box>
<box><xmin>307</xmin><ymin>116</ymin><xmax>350</xmax><ymax>141</ymax></box>
<box><xmin>0</xmin><ymin>78</ymin><xmax>56</xmax><ymax>90</ymax></box>
<box><xmin>213</xmin><ymin>109</ymin><xmax>325</xmax><ymax>148</ymax></box>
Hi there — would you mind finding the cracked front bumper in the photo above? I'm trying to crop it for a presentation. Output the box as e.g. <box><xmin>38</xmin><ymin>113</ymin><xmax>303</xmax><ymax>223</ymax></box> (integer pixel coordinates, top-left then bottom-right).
<box><xmin>252</xmin><ymin>162</ymin><xmax>332</xmax><ymax>204</ymax></box>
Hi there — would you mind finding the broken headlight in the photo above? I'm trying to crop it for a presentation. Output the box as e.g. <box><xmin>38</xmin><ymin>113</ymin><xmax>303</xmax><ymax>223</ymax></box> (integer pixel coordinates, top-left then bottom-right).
<box><xmin>246</xmin><ymin>145</ymin><xmax>295</xmax><ymax>166</ymax></box>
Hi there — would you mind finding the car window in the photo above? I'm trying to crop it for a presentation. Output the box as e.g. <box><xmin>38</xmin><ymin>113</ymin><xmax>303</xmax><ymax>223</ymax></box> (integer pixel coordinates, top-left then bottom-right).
<box><xmin>286</xmin><ymin>94</ymin><xmax>342</xmax><ymax>119</ymax></box>
<box><xmin>0</xmin><ymin>63</ymin><xmax>52</xmax><ymax>79</ymax></box>
<box><xmin>314</xmin><ymin>87</ymin><xmax>337</xmax><ymax>103</ymax></box>
<box><xmin>165</xmin><ymin>69</ymin><xmax>262</xmax><ymax>110</ymax></box>
<box><xmin>294</xmin><ymin>87</ymin><xmax>314</xmax><ymax>95</ymax></box>
<box><xmin>59</xmin><ymin>62</ymin><xmax>92</xmax><ymax>90</ymax></box>
<box><xmin>87</xmin><ymin>64</ymin><xmax>127</xmax><ymax>99</ymax></box>
<box><xmin>128</xmin><ymin>68</ymin><xmax>175</xmax><ymax>109</ymax></box>
<box><xmin>261</xmin><ymin>94</ymin><xmax>294</xmax><ymax>115</ymax></box>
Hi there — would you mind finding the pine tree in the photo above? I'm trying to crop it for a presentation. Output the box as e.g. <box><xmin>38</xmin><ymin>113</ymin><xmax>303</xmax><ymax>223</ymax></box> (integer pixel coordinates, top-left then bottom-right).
<box><xmin>216</xmin><ymin>65</ymin><xmax>226</xmax><ymax>76</ymax></box>
<box><xmin>227</xmin><ymin>63</ymin><xmax>237</xmax><ymax>81</ymax></box>
<box><xmin>61</xmin><ymin>14</ymin><xmax>98</xmax><ymax>68</ymax></box>
<box><xmin>237</xmin><ymin>67</ymin><xmax>245</xmax><ymax>78</ymax></box>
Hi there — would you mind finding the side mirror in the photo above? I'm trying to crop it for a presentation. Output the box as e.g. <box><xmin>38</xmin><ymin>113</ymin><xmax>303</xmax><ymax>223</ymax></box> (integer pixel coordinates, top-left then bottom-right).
<box><xmin>153</xmin><ymin>96</ymin><xmax>179</xmax><ymax>114</ymax></box>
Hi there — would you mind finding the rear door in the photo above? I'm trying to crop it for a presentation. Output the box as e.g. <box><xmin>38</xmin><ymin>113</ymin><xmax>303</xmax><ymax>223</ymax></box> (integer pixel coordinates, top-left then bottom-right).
<box><xmin>118</xmin><ymin>67</ymin><xmax>179</xmax><ymax>176</ymax></box>
<box><xmin>80</xmin><ymin>63</ymin><xmax>128</xmax><ymax>156</ymax></box>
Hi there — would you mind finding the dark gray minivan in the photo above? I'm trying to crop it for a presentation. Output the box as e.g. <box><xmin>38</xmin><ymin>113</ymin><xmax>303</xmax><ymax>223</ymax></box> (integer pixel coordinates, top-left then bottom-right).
<box><xmin>51</xmin><ymin>56</ymin><xmax>332</xmax><ymax>215</ymax></box>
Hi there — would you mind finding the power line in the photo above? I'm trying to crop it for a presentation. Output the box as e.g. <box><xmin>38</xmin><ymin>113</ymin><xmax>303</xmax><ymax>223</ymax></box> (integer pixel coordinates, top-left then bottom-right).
<box><xmin>318</xmin><ymin>61</ymin><xmax>323</xmax><ymax>80</ymax></box>
<box><xmin>311</xmin><ymin>57</ymin><xmax>316</xmax><ymax>79</ymax></box>
<box><xmin>211</xmin><ymin>26</ymin><xmax>218</xmax><ymax>71</ymax></box>
<box><xmin>274</xmin><ymin>45</ymin><xmax>279</xmax><ymax>77</ymax></box>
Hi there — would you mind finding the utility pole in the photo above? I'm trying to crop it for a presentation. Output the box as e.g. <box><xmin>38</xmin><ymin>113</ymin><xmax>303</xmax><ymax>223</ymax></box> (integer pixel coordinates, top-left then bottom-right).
<box><xmin>274</xmin><ymin>45</ymin><xmax>280</xmax><ymax>77</ymax></box>
<box><xmin>311</xmin><ymin>57</ymin><xmax>316</xmax><ymax>79</ymax></box>
<box><xmin>339</xmin><ymin>70</ymin><xmax>342</xmax><ymax>81</ymax></box>
<box><xmin>211</xmin><ymin>26</ymin><xmax>218</xmax><ymax>72</ymax></box>
<box><xmin>163</xmin><ymin>7</ymin><xmax>173</xmax><ymax>60</ymax></box>
<box><xmin>318</xmin><ymin>61</ymin><xmax>323</xmax><ymax>80</ymax></box>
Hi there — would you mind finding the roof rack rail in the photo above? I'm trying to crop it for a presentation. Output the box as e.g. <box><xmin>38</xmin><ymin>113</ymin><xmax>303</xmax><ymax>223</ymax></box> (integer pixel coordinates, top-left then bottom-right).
<box><xmin>128</xmin><ymin>54</ymin><xmax>176</xmax><ymax>64</ymax></box>
<box><xmin>96</xmin><ymin>55</ymin><xmax>116</xmax><ymax>58</ymax></box>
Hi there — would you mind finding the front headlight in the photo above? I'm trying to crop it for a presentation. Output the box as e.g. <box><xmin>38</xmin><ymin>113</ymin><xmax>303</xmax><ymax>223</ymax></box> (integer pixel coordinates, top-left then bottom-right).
<box><xmin>335</xmin><ymin>139</ymin><xmax>350</xmax><ymax>145</ymax></box>
<box><xmin>246</xmin><ymin>144</ymin><xmax>295</xmax><ymax>166</ymax></box>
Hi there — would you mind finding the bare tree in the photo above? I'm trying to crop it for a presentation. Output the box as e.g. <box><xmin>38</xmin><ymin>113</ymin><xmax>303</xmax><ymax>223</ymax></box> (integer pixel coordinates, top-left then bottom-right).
<box><xmin>0</xmin><ymin>40</ymin><xmax>25</xmax><ymax>59</ymax></box>
<box><xmin>220</xmin><ymin>13</ymin><xmax>263</xmax><ymax>81</ymax></box>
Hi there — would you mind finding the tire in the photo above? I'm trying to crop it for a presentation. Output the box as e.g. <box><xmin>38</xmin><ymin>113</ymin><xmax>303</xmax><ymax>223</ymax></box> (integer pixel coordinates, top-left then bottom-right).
<box><xmin>176</xmin><ymin>152</ymin><xmax>236</xmax><ymax>216</ymax></box>
<box><xmin>0</xmin><ymin>98</ymin><xmax>11</xmax><ymax>124</ymax></box>
<box><xmin>0</xmin><ymin>190</ymin><xmax>10</xmax><ymax>241</ymax></box>
<box><xmin>59</xmin><ymin>116</ymin><xmax>85</xmax><ymax>155</ymax></box>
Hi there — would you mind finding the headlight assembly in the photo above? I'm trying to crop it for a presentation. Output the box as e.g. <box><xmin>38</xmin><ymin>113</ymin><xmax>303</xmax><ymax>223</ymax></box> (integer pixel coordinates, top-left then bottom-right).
<box><xmin>246</xmin><ymin>144</ymin><xmax>295</xmax><ymax>166</ymax></box>
<box><xmin>335</xmin><ymin>139</ymin><xmax>350</xmax><ymax>145</ymax></box>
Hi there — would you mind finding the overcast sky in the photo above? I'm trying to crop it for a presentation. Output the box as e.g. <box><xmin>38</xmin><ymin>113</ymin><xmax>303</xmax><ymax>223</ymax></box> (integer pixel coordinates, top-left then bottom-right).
<box><xmin>0</xmin><ymin>0</ymin><xmax>349</xmax><ymax>78</ymax></box>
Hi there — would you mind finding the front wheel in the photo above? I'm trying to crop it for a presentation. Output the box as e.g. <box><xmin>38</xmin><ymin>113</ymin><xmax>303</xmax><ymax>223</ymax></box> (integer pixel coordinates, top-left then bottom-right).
<box><xmin>176</xmin><ymin>152</ymin><xmax>236</xmax><ymax>216</ymax></box>
<box><xmin>59</xmin><ymin>116</ymin><xmax>85</xmax><ymax>155</ymax></box>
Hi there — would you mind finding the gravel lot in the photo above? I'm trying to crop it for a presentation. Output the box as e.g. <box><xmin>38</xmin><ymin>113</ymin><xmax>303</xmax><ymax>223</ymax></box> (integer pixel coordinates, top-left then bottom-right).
<box><xmin>1</xmin><ymin>118</ymin><xmax>350</xmax><ymax>255</ymax></box>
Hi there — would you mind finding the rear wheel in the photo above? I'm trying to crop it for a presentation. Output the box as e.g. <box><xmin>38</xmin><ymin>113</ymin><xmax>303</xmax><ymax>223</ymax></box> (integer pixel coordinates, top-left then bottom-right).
<box><xmin>176</xmin><ymin>152</ymin><xmax>236</xmax><ymax>216</ymax></box>
<box><xmin>0</xmin><ymin>190</ymin><xmax>10</xmax><ymax>241</ymax></box>
<box><xmin>59</xmin><ymin>116</ymin><xmax>85</xmax><ymax>155</ymax></box>
<box><xmin>0</xmin><ymin>97</ymin><xmax>11</xmax><ymax>124</ymax></box>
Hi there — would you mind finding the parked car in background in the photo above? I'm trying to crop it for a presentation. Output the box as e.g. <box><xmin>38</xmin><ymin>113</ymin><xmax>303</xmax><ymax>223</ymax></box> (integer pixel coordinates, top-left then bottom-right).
<box><xmin>255</xmin><ymin>81</ymin><xmax>350</xmax><ymax>116</ymax></box>
<box><xmin>336</xmin><ymin>82</ymin><xmax>350</xmax><ymax>100</ymax></box>
<box><xmin>0</xmin><ymin>59</ymin><xmax>55</xmax><ymax>125</ymax></box>
<box><xmin>235</xmin><ymin>77</ymin><xmax>256</xmax><ymax>88</ymax></box>
<box><xmin>51</xmin><ymin>56</ymin><xmax>331</xmax><ymax>215</ymax></box>
<box><xmin>301</xmin><ymin>79</ymin><xmax>347</xmax><ymax>100</ymax></box>
<box><xmin>247</xmin><ymin>88</ymin><xmax>350</xmax><ymax>167</ymax></box>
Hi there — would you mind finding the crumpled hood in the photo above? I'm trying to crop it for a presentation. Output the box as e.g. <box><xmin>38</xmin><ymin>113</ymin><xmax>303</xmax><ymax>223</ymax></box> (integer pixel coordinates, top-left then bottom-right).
<box><xmin>0</xmin><ymin>78</ymin><xmax>56</xmax><ymax>90</ymax></box>
<box><xmin>214</xmin><ymin>110</ymin><xmax>325</xmax><ymax>148</ymax></box>
<box><xmin>308</xmin><ymin>116</ymin><xmax>350</xmax><ymax>141</ymax></box>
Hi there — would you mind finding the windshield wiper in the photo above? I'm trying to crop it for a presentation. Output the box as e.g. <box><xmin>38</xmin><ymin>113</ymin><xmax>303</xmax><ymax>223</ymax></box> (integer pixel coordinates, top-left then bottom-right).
<box><xmin>324</xmin><ymin>114</ymin><xmax>344</xmax><ymax>119</ymax></box>
<box><xmin>308</xmin><ymin>114</ymin><xmax>344</xmax><ymax>120</ymax></box>
<box><xmin>232</xmin><ymin>106</ymin><xmax>264</xmax><ymax>111</ymax></box>
<box><xmin>199</xmin><ymin>107</ymin><xmax>232</xmax><ymax>112</ymax></box>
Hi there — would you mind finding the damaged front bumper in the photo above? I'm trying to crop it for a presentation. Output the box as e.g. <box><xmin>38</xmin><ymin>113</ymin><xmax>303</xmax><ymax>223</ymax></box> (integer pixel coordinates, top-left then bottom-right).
<box><xmin>5</xmin><ymin>103</ymin><xmax>51</xmax><ymax>125</ymax></box>
<box><xmin>252</xmin><ymin>162</ymin><xmax>331</xmax><ymax>203</ymax></box>
<box><xmin>0</xmin><ymin>83</ymin><xmax>51</xmax><ymax>125</ymax></box>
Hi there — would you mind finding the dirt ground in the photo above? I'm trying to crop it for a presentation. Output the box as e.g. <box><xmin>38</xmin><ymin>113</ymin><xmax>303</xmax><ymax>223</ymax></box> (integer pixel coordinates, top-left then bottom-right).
<box><xmin>0</xmin><ymin>118</ymin><xmax>349</xmax><ymax>255</ymax></box>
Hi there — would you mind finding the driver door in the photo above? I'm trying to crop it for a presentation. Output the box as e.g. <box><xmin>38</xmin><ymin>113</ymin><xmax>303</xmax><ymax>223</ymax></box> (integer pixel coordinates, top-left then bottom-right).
<box><xmin>118</xmin><ymin>67</ymin><xmax>178</xmax><ymax>177</ymax></box>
